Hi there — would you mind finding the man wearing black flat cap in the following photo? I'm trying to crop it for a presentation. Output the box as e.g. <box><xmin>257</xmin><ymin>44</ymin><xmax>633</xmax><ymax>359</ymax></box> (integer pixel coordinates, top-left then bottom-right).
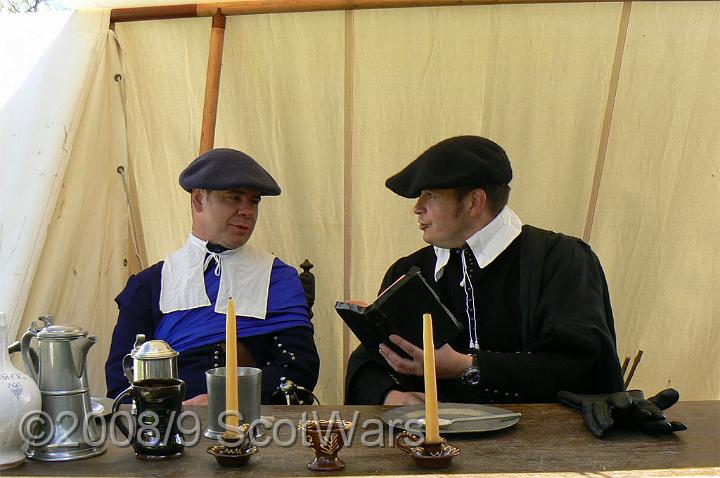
<box><xmin>105</xmin><ymin>148</ymin><xmax>320</xmax><ymax>404</ymax></box>
<box><xmin>345</xmin><ymin>136</ymin><xmax>624</xmax><ymax>405</ymax></box>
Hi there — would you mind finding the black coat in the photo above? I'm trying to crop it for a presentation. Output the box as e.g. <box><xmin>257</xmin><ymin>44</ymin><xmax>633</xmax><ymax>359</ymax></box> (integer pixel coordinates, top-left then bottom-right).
<box><xmin>345</xmin><ymin>225</ymin><xmax>624</xmax><ymax>404</ymax></box>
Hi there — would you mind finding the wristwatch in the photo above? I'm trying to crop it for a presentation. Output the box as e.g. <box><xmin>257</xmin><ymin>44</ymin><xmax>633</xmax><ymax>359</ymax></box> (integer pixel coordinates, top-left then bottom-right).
<box><xmin>461</xmin><ymin>353</ymin><xmax>481</xmax><ymax>387</ymax></box>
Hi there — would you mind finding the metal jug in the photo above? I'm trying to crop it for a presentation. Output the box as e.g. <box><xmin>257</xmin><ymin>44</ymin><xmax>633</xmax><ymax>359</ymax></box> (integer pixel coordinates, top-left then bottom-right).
<box><xmin>20</xmin><ymin>316</ymin><xmax>106</xmax><ymax>461</ymax></box>
<box><xmin>123</xmin><ymin>334</ymin><xmax>178</xmax><ymax>383</ymax></box>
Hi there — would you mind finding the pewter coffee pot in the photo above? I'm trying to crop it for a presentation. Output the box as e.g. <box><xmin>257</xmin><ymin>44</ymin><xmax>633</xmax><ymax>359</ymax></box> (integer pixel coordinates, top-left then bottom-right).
<box><xmin>20</xmin><ymin>316</ymin><xmax>106</xmax><ymax>461</ymax></box>
<box><xmin>123</xmin><ymin>334</ymin><xmax>178</xmax><ymax>383</ymax></box>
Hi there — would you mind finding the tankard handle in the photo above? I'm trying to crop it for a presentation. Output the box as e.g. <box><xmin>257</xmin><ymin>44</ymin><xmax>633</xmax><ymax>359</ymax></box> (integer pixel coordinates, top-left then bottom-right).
<box><xmin>122</xmin><ymin>354</ymin><xmax>134</xmax><ymax>382</ymax></box>
<box><xmin>111</xmin><ymin>386</ymin><xmax>134</xmax><ymax>439</ymax></box>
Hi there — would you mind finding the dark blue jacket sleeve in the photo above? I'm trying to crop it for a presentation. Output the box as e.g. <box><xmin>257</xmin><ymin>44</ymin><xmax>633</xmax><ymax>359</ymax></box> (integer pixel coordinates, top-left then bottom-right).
<box><xmin>104</xmin><ymin>263</ymin><xmax>163</xmax><ymax>398</ymax></box>
<box><xmin>261</xmin><ymin>260</ymin><xmax>320</xmax><ymax>403</ymax></box>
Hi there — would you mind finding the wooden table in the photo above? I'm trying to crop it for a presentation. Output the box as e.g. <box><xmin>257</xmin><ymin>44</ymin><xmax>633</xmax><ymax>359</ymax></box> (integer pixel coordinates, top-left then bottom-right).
<box><xmin>7</xmin><ymin>401</ymin><xmax>719</xmax><ymax>477</ymax></box>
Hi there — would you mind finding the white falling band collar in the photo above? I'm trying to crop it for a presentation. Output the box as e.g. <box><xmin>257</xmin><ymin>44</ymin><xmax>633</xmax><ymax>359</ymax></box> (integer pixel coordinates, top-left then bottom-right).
<box><xmin>159</xmin><ymin>234</ymin><xmax>274</xmax><ymax>319</ymax></box>
<box><xmin>433</xmin><ymin>206</ymin><xmax>523</xmax><ymax>282</ymax></box>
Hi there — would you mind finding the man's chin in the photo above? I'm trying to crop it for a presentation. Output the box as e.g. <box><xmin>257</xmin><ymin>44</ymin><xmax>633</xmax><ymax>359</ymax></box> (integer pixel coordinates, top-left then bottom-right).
<box><xmin>422</xmin><ymin>234</ymin><xmax>456</xmax><ymax>249</ymax></box>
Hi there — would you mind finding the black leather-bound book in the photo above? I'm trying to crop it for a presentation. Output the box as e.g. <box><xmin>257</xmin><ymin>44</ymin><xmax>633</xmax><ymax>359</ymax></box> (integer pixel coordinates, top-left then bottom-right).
<box><xmin>335</xmin><ymin>268</ymin><xmax>463</xmax><ymax>360</ymax></box>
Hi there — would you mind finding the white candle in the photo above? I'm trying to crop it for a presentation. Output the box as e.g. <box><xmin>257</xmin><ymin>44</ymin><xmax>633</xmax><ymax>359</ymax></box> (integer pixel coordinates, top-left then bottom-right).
<box><xmin>423</xmin><ymin>313</ymin><xmax>441</xmax><ymax>444</ymax></box>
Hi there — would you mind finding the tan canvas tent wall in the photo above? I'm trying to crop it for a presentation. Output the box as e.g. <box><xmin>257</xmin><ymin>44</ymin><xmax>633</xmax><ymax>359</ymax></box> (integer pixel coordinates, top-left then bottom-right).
<box><xmin>1</xmin><ymin>1</ymin><xmax>718</xmax><ymax>405</ymax></box>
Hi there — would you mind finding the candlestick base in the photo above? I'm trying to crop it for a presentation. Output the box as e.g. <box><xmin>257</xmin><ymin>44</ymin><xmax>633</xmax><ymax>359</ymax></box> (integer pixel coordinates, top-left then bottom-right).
<box><xmin>394</xmin><ymin>432</ymin><xmax>459</xmax><ymax>469</ymax></box>
<box><xmin>207</xmin><ymin>426</ymin><xmax>257</xmax><ymax>467</ymax></box>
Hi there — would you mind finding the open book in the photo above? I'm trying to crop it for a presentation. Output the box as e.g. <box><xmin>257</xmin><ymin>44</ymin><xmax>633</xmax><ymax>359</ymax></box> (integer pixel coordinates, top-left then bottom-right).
<box><xmin>335</xmin><ymin>267</ymin><xmax>463</xmax><ymax>360</ymax></box>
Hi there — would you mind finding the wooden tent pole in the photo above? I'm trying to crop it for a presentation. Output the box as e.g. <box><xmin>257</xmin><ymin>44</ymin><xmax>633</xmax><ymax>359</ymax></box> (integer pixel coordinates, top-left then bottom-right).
<box><xmin>199</xmin><ymin>11</ymin><xmax>226</xmax><ymax>155</ymax></box>
<box><xmin>111</xmin><ymin>0</ymin><xmax>693</xmax><ymax>23</ymax></box>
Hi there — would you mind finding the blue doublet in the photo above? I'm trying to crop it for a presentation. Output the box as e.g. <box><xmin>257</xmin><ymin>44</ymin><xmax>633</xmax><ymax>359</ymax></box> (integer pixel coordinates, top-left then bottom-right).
<box><xmin>156</xmin><ymin>262</ymin><xmax>310</xmax><ymax>352</ymax></box>
<box><xmin>105</xmin><ymin>257</ymin><xmax>319</xmax><ymax>403</ymax></box>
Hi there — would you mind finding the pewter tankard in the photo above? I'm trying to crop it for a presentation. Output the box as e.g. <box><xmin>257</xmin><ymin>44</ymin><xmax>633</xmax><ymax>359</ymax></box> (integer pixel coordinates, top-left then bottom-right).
<box><xmin>20</xmin><ymin>316</ymin><xmax>106</xmax><ymax>461</ymax></box>
<box><xmin>123</xmin><ymin>334</ymin><xmax>178</xmax><ymax>383</ymax></box>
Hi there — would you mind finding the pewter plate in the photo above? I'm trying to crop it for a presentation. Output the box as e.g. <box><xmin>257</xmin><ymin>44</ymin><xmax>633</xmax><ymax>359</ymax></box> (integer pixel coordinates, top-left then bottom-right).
<box><xmin>91</xmin><ymin>396</ymin><xmax>115</xmax><ymax>417</ymax></box>
<box><xmin>381</xmin><ymin>402</ymin><xmax>521</xmax><ymax>434</ymax></box>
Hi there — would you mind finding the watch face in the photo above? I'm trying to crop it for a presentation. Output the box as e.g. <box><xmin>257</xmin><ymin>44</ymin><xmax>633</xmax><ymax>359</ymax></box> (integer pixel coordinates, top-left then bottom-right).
<box><xmin>462</xmin><ymin>366</ymin><xmax>481</xmax><ymax>387</ymax></box>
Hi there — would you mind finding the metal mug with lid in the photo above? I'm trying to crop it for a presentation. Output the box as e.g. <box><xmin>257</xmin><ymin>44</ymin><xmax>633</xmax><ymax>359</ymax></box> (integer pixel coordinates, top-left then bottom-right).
<box><xmin>123</xmin><ymin>334</ymin><xmax>179</xmax><ymax>383</ymax></box>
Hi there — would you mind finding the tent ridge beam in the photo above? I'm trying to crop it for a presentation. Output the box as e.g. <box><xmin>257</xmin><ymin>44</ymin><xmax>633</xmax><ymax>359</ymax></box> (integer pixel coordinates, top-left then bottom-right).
<box><xmin>109</xmin><ymin>0</ymin><xmax>681</xmax><ymax>23</ymax></box>
<box><xmin>112</xmin><ymin>3</ymin><xmax>198</xmax><ymax>21</ymax></box>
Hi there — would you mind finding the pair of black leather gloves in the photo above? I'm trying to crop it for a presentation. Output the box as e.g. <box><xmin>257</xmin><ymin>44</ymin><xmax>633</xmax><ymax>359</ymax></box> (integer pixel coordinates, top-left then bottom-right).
<box><xmin>557</xmin><ymin>388</ymin><xmax>687</xmax><ymax>437</ymax></box>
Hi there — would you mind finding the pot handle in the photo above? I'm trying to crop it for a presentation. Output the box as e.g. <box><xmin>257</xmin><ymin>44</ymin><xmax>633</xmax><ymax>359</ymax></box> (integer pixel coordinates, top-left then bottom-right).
<box><xmin>111</xmin><ymin>386</ymin><xmax>134</xmax><ymax>439</ymax></box>
<box><xmin>20</xmin><ymin>329</ymin><xmax>39</xmax><ymax>383</ymax></box>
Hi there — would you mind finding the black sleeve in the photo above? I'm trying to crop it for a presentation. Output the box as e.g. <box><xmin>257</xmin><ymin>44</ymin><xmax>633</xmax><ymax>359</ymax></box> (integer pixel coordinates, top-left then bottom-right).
<box><xmin>261</xmin><ymin>325</ymin><xmax>320</xmax><ymax>404</ymax></box>
<box><xmin>474</xmin><ymin>237</ymin><xmax>624</xmax><ymax>402</ymax></box>
<box><xmin>345</xmin><ymin>344</ymin><xmax>412</xmax><ymax>404</ymax></box>
<box><xmin>344</xmin><ymin>257</ymin><xmax>418</xmax><ymax>405</ymax></box>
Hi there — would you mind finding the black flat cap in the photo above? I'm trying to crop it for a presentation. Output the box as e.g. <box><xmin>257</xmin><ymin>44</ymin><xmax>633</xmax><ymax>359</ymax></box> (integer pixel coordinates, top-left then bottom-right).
<box><xmin>385</xmin><ymin>136</ymin><xmax>512</xmax><ymax>198</ymax></box>
<box><xmin>179</xmin><ymin>148</ymin><xmax>281</xmax><ymax>196</ymax></box>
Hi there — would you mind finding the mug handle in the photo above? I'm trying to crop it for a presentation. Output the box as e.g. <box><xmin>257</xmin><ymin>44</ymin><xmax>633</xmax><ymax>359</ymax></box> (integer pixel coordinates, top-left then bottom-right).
<box><xmin>122</xmin><ymin>354</ymin><xmax>134</xmax><ymax>382</ymax></box>
<box><xmin>111</xmin><ymin>386</ymin><xmax>133</xmax><ymax>439</ymax></box>
<box><xmin>395</xmin><ymin>431</ymin><xmax>423</xmax><ymax>454</ymax></box>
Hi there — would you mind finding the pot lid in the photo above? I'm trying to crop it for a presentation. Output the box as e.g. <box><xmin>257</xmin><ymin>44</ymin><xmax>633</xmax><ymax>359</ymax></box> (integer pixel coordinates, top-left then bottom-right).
<box><xmin>132</xmin><ymin>340</ymin><xmax>178</xmax><ymax>360</ymax></box>
<box><xmin>37</xmin><ymin>324</ymin><xmax>88</xmax><ymax>339</ymax></box>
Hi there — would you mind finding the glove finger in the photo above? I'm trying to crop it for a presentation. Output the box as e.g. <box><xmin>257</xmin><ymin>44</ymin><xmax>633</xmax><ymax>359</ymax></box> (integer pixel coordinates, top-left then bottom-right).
<box><xmin>557</xmin><ymin>391</ymin><xmax>584</xmax><ymax>410</ymax></box>
<box><xmin>670</xmin><ymin>421</ymin><xmax>687</xmax><ymax>432</ymax></box>
<box><xmin>582</xmin><ymin>403</ymin><xmax>607</xmax><ymax>437</ymax></box>
<box><xmin>595</xmin><ymin>400</ymin><xmax>615</xmax><ymax>431</ymax></box>
<box><xmin>636</xmin><ymin>398</ymin><xmax>666</xmax><ymax>421</ymax></box>
<box><xmin>615</xmin><ymin>405</ymin><xmax>653</xmax><ymax>428</ymax></box>
<box><xmin>608</xmin><ymin>391</ymin><xmax>632</xmax><ymax>410</ymax></box>
<box><xmin>639</xmin><ymin>419</ymin><xmax>673</xmax><ymax>434</ymax></box>
<box><xmin>649</xmin><ymin>388</ymin><xmax>680</xmax><ymax>410</ymax></box>
<box><xmin>558</xmin><ymin>391</ymin><xmax>606</xmax><ymax>410</ymax></box>
<box><xmin>627</xmin><ymin>389</ymin><xmax>645</xmax><ymax>400</ymax></box>
<box><xmin>592</xmin><ymin>400</ymin><xmax>614</xmax><ymax>436</ymax></box>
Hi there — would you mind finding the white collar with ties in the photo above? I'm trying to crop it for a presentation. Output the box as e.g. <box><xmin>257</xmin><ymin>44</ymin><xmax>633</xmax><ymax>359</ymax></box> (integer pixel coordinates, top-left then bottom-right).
<box><xmin>159</xmin><ymin>233</ymin><xmax>274</xmax><ymax>319</ymax></box>
<box><xmin>433</xmin><ymin>206</ymin><xmax>523</xmax><ymax>282</ymax></box>
<box><xmin>432</xmin><ymin>206</ymin><xmax>522</xmax><ymax>351</ymax></box>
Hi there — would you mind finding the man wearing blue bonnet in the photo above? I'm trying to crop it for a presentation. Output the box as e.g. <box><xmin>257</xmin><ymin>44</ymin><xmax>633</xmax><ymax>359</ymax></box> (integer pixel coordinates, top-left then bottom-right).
<box><xmin>105</xmin><ymin>148</ymin><xmax>320</xmax><ymax>404</ymax></box>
